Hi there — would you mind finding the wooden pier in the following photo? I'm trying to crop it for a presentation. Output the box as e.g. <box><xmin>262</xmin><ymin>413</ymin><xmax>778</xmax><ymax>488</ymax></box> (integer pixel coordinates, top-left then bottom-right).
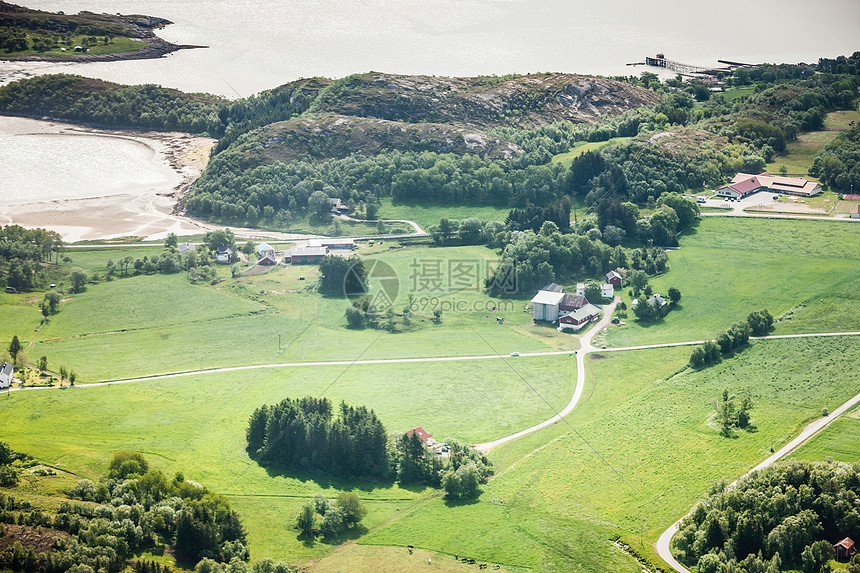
<box><xmin>644</xmin><ymin>53</ymin><xmax>740</xmax><ymax>75</ymax></box>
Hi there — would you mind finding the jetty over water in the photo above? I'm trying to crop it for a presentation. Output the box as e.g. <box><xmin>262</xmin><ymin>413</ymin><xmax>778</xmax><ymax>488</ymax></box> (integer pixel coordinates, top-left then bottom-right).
<box><xmin>645</xmin><ymin>53</ymin><xmax>740</xmax><ymax>75</ymax></box>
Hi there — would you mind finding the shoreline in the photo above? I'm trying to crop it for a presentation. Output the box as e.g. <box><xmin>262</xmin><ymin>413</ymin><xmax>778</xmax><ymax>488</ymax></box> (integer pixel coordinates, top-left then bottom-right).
<box><xmin>0</xmin><ymin>116</ymin><xmax>217</xmax><ymax>242</ymax></box>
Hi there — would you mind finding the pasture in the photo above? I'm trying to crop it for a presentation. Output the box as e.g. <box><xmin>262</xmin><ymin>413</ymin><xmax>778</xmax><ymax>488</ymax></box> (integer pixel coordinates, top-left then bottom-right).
<box><xmin>361</xmin><ymin>336</ymin><xmax>860</xmax><ymax>569</ymax></box>
<box><xmin>604</xmin><ymin>217</ymin><xmax>860</xmax><ymax>348</ymax></box>
<box><xmin>0</xmin><ymin>354</ymin><xmax>574</xmax><ymax>562</ymax></box>
<box><xmin>550</xmin><ymin>137</ymin><xmax>631</xmax><ymax>167</ymax></box>
<box><xmin>793</xmin><ymin>405</ymin><xmax>860</xmax><ymax>462</ymax></box>
<box><xmin>376</xmin><ymin>199</ymin><xmax>512</xmax><ymax>230</ymax></box>
<box><xmin>765</xmin><ymin>110</ymin><xmax>860</xmax><ymax>178</ymax></box>
<box><xmin>18</xmin><ymin>243</ymin><xmax>571</xmax><ymax>381</ymax></box>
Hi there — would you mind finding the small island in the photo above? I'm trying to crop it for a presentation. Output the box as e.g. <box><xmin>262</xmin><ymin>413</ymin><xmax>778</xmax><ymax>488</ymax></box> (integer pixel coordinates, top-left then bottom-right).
<box><xmin>0</xmin><ymin>1</ymin><xmax>204</xmax><ymax>62</ymax></box>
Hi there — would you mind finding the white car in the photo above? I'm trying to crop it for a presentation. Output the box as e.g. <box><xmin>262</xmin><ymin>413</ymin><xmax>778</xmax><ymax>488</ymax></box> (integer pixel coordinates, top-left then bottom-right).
<box><xmin>510</xmin><ymin>352</ymin><xmax>520</xmax><ymax>357</ymax></box>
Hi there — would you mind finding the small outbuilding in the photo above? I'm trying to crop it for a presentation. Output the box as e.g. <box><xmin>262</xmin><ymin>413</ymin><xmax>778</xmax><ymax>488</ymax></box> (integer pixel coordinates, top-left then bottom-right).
<box><xmin>0</xmin><ymin>362</ymin><xmax>13</xmax><ymax>389</ymax></box>
<box><xmin>606</xmin><ymin>270</ymin><xmax>622</xmax><ymax>288</ymax></box>
<box><xmin>835</xmin><ymin>537</ymin><xmax>856</xmax><ymax>560</ymax></box>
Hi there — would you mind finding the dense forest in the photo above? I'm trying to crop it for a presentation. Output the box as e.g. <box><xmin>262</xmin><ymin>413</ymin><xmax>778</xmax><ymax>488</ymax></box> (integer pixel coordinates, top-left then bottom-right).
<box><xmin>0</xmin><ymin>448</ymin><xmax>253</xmax><ymax>572</ymax></box>
<box><xmin>673</xmin><ymin>459</ymin><xmax>860</xmax><ymax>573</ymax></box>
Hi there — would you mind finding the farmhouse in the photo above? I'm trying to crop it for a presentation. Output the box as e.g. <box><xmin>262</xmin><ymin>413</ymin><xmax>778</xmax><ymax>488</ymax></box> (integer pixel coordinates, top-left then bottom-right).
<box><xmin>286</xmin><ymin>246</ymin><xmax>328</xmax><ymax>264</ymax></box>
<box><xmin>716</xmin><ymin>172</ymin><xmax>820</xmax><ymax>199</ymax></box>
<box><xmin>576</xmin><ymin>283</ymin><xmax>586</xmax><ymax>296</ymax></box>
<box><xmin>178</xmin><ymin>242</ymin><xmax>194</xmax><ymax>256</ymax></box>
<box><xmin>215</xmin><ymin>246</ymin><xmax>233</xmax><ymax>264</ymax></box>
<box><xmin>308</xmin><ymin>238</ymin><xmax>355</xmax><ymax>250</ymax></box>
<box><xmin>0</xmin><ymin>362</ymin><xmax>12</xmax><ymax>389</ymax></box>
<box><xmin>256</xmin><ymin>242</ymin><xmax>276</xmax><ymax>258</ymax></box>
<box><xmin>600</xmin><ymin>284</ymin><xmax>614</xmax><ymax>299</ymax></box>
<box><xmin>559</xmin><ymin>303</ymin><xmax>601</xmax><ymax>330</ymax></box>
<box><xmin>531</xmin><ymin>289</ymin><xmax>565</xmax><ymax>322</ymax></box>
<box><xmin>329</xmin><ymin>198</ymin><xmax>349</xmax><ymax>214</ymax></box>
<box><xmin>835</xmin><ymin>538</ymin><xmax>856</xmax><ymax>560</ymax></box>
<box><xmin>606</xmin><ymin>270</ymin><xmax>622</xmax><ymax>287</ymax></box>
<box><xmin>406</xmin><ymin>427</ymin><xmax>433</xmax><ymax>444</ymax></box>
<box><xmin>635</xmin><ymin>294</ymin><xmax>668</xmax><ymax>308</ymax></box>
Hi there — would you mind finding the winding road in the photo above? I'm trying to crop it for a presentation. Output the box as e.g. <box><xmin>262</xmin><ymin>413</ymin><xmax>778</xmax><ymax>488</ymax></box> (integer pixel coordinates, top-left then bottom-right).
<box><xmin>6</xmin><ymin>307</ymin><xmax>859</xmax><ymax>572</ymax></box>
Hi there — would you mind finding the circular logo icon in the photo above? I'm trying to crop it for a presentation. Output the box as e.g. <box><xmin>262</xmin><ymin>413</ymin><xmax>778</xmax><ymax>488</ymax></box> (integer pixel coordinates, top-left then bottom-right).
<box><xmin>344</xmin><ymin>258</ymin><xmax>399</xmax><ymax>313</ymax></box>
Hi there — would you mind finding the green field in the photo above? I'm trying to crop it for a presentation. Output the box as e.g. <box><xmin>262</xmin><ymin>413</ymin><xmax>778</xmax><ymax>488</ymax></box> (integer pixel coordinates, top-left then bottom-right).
<box><xmin>766</xmin><ymin>110</ymin><xmax>860</xmax><ymax>178</ymax></box>
<box><xmin>720</xmin><ymin>87</ymin><xmax>755</xmax><ymax>102</ymax></box>
<box><xmin>550</xmin><ymin>137</ymin><xmax>631</xmax><ymax>167</ymax></box>
<box><xmin>376</xmin><ymin>198</ymin><xmax>512</xmax><ymax>230</ymax></box>
<box><xmin>793</xmin><ymin>405</ymin><xmax>860</xmax><ymax>462</ymax></box>
<box><xmin>361</xmin><ymin>337</ymin><xmax>860</xmax><ymax>569</ymax></box>
<box><xmin>6</xmin><ymin>243</ymin><xmax>577</xmax><ymax>381</ymax></box>
<box><xmin>604</xmin><ymin>217</ymin><xmax>860</xmax><ymax>348</ymax></box>
<box><xmin>1</xmin><ymin>35</ymin><xmax>145</xmax><ymax>57</ymax></box>
<box><xmin>0</xmin><ymin>354</ymin><xmax>574</xmax><ymax>562</ymax></box>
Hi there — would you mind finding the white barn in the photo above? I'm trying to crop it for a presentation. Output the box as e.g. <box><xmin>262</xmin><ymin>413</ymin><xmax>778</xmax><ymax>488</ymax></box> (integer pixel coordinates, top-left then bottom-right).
<box><xmin>531</xmin><ymin>290</ymin><xmax>565</xmax><ymax>322</ymax></box>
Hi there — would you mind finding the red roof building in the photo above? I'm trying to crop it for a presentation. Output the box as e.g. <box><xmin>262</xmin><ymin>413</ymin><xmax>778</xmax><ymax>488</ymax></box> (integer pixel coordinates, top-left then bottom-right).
<box><xmin>406</xmin><ymin>427</ymin><xmax>432</xmax><ymax>443</ymax></box>
<box><xmin>836</xmin><ymin>537</ymin><xmax>856</xmax><ymax>560</ymax></box>
<box><xmin>559</xmin><ymin>293</ymin><xmax>588</xmax><ymax>313</ymax></box>
<box><xmin>716</xmin><ymin>172</ymin><xmax>820</xmax><ymax>199</ymax></box>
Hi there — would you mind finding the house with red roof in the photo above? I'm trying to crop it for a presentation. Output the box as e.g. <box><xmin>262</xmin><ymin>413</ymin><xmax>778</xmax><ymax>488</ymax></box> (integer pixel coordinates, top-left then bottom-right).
<box><xmin>406</xmin><ymin>427</ymin><xmax>433</xmax><ymax>443</ymax></box>
<box><xmin>716</xmin><ymin>172</ymin><xmax>820</xmax><ymax>199</ymax></box>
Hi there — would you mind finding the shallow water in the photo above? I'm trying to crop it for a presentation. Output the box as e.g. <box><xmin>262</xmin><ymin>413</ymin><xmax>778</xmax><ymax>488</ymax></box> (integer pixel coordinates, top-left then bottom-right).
<box><xmin>19</xmin><ymin>0</ymin><xmax>860</xmax><ymax>98</ymax></box>
<box><xmin>0</xmin><ymin>125</ymin><xmax>177</xmax><ymax>205</ymax></box>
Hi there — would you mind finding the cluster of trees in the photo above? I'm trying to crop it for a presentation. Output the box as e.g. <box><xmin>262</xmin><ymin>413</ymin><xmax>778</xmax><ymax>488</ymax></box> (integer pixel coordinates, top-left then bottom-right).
<box><xmin>318</xmin><ymin>255</ymin><xmax>365</xmax><ymax>296</ymax></box>
<box><xmin>0</xmin><ymin>441</ymin><xmax>17</xmax><ymax>487</ymax></box>
<box><xmin>673</xmin><ymin>459</ymin><xmax>860</xmax><ymax>573</ymax></box>
<box><xmin>810</xmin><ymin>123</ymin><xmax>860</xmax><ymax>192</ymax></box>
<box><xmin>0</xmin><ymin>225</ymin><xmax>63</xmax><ymax>292</ymax></box>
<box><xmin>713</xmin><ymin>389</ymin><xmax>755</xmax><ymax>436</ymax></box>
<box><xmin>0</xmin><ymin>451</ymin><xmax>246</xmax><ymax>573</ymax></box>
<box><xmin>394</xmin><ymin>433</ymin><xmax>492</xmax><ymax>497</ymax></box>
<box><xmin>690</xmin><ymin>310</ymin><xmax>772</xmax><ymax>368</ymax></box>
<box><xmin>246</xmin><ymin>397</ymin><xmax>389</xmax><ymax>480</ymax></box>
<box><xmin>483</xmin><ymin>226</ymin><xmax>667</xmax><ymax>296</ymax></box>
<box><xmin>428</xmin><ymin>217</ymin><xmax>506</xmax><ymax>247</ymax></box>
<box><xmin>295</xmin><ymin>492</ymin><xmax>367</xmax><ymax>539</ymax></box>
<box><xmin>631</xmin><ymin>286</ymin><xmax>681</xmax><ymax>321</ymax></box>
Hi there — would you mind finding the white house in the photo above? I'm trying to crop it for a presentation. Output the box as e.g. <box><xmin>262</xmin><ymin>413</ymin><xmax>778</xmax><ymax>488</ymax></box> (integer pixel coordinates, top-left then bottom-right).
<box><xmin>215</xmin><ymin>246</ymin><xmax>233</xmax><ymax>264</ymax></box>
<box><xmin>576</xmin><ymin>283</ymin><xmax>586</xmax><ymax>296</ymax></box>
<box><xmin>600</xmin><ymin>284</ymin><xmax>614</xmax><ymax>299</ymax></box>
<box><xmin>531</xmin><ymin>289</ymin><xmax>566</xmax><ymax>322</ymax></box>
<box><xmin>178</xmin><ymin>242</ymin><xmax>194</xmax><ymax>256</ymax></box>
<box><xmin>0</xmin><ymin>362</ymin><xmax>12</xmax><ymax>389</ymax></box>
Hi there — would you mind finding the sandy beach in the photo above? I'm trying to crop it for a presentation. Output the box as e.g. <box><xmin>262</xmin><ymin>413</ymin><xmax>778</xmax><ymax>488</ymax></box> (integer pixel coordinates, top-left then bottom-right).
<box><xmin>0</xmin><ymin>115</ymin><xmax>220</xmax><ymax>242</ymax></box>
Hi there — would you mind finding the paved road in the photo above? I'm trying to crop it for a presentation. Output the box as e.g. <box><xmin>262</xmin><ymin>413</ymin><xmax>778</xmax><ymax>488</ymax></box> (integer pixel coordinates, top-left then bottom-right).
<box><xmin>655</xmin><ymin>340</ymin><xmax>860</xmax><ymax>573</ymax></box>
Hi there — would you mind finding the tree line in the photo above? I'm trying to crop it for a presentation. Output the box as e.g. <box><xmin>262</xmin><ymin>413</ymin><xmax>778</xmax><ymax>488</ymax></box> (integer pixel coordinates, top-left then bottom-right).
<box><xmin>674</xmin><ymin>459</ymin><xmax>860</xmax><ymax>573</ymax></box>
<box><xmin>0</xmin><ymin>225</ymin><xmax>63</xmax><ymax>292</ymax></box>
<box><xmin>0</xmin><ymin>450</ymin><xmax>247</xmax><ymax>572</ymax></box>
<box><xmin>689</xmin><ymin>310</ymin><xmax>773</xmax><ymax>368</ymax></box>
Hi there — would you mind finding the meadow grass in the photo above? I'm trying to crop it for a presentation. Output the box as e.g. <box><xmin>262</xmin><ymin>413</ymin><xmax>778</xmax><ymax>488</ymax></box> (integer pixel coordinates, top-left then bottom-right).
<box><xmin>720</xmin><ymin>87</ymin><xmax>755</xmax><ymax>102</ymax></box>
<box><xmin>1</xmin><ymin>36</ymin><xmax>145</xmax><ymax>58</ymax></box>
<box><xmin>25</xmin><ymin>244</ymin><xmax>569</xmax><ymax>381</ymax></box>
<box><xmin>765</xmin><ymin>110</ymin><xmax>860</xmax><ymax>178</ymax></box>
<box><xmin>550</xmin><ymin>137</ymin><xmax>631</xmax><ymax>167</ymax></box>
<box><xmin>793</xmin><ymin>405</ymin><xmax>860</xmax><ymax>462</ymax></box>
<box><xmin>361</xmin><ymin>337</ymin><xmax>860</xmax><ymax>570</ymax></box>
<box><xmin>376</xmin><ymin>199</ymin><xmax>512</xmax><ymax>229</ymax></box>
<box><xmin>0</xmin><ymin>354</ymin><xmax>574</xmax><ymax>561</ymax></box>
<box><xmin>604</xmin><ymin>217</ymin><xmax>860</xmax><ymax>348</ymax></box>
